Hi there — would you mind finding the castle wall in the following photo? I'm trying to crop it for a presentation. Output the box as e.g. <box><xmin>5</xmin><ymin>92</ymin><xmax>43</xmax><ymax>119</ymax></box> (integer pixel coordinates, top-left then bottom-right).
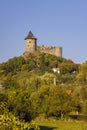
<box><xmin>37</xmin><ymin>45</ymin><xmax>62</xmax><ymax>57</ymax></box>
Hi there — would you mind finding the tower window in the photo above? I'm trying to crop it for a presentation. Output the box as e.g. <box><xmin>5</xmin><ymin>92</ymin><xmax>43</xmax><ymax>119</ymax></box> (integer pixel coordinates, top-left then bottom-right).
<box><xmin>29</xmin><ymin>41</ymin><xmax>31</xmax><ymax>43</ymax></box>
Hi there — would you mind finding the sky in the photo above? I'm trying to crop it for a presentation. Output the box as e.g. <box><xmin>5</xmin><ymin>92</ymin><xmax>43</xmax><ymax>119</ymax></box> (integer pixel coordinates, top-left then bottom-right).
<box><xmin>0</xmin><ymin>0</ymin><xmax>87</xmax><ymax>64</ymax></box>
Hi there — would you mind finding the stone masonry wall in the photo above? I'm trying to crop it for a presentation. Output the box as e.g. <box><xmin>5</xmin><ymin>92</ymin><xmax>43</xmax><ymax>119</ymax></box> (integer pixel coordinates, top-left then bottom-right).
<box><xmin>37</xmin><ymin>45</ymin><xmax>62</xmax><ymax>57</ymax></box>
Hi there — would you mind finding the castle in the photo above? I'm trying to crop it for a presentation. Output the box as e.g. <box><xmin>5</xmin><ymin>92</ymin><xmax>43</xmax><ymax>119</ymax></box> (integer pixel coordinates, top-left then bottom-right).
<box><xmin>24</xmin><ymin>31</ymin><xmax>62</xmax><ymax>57</ymax></box>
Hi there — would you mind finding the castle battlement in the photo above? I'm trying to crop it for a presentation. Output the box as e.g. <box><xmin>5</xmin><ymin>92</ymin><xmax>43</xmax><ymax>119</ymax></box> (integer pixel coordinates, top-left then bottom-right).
<box><xmin>24</xmin><ymin>31</ymin><xmax>62</xmax><ymax>57</ymax></box>
<box><xmin>37</xmin><ymin>45</ymin><xmax>62</xmax><ymax>57</ymax></box>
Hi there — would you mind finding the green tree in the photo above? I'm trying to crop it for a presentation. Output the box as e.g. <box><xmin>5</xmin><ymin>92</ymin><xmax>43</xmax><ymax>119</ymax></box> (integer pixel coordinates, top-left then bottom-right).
<box><xmin>76</xmin><ymin>61</ymin><xmax>87</xmax><ymax>84</ymax></box>
<box><xmin>0</xmin><ymin>56</ymin><xmax>25</xmax><ymax>75</ymax></box>
<box><xmin>31</xmin><ymin>85</ymin><xmax>71</xmax><ymax>118</ymax></box>
<box><xmin>82</xmin><ymin>100</ymin><xmax>87</xmax><ymax>116</ymax></box>
<box><xmin>7</xmin><ymin>89</ymin><xmax>33</xmax><ymax>122</ymax></box>
<box><xmin>0</xmin><ymin>113</ymin><xmax>40</xmax><ymax>130</ymax></box>
<box><xmin>4</xmin><ymin>73</ymin><xmax>19</xmax><ymax>89</ymax></box>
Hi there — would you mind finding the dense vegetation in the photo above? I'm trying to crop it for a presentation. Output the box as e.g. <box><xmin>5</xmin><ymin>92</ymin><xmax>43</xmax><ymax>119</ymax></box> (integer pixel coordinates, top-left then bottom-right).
<box><xmin>0</xmin><ymin>52</ymin><xmax>87</xmax><ymax>129</ymax></box>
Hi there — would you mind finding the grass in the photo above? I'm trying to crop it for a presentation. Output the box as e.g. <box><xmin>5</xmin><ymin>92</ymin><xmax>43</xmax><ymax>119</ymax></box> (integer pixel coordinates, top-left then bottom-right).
<box><xmin>35</xmin><ymin>120</ymin><xmax>87</xmax><ymax>130</ymax></box>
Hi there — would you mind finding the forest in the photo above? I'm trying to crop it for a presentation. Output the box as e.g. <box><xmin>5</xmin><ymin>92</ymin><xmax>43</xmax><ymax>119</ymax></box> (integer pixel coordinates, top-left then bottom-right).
<box><xmin>0</xmin><ymin>52</ymin><xmax>87</xmax><ymax>129</ymax></box>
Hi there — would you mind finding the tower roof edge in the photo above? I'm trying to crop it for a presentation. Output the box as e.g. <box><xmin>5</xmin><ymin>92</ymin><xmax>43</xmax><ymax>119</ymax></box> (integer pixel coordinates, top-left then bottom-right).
<box><xmin>25</xmin><ymin>31</ymin><xmax>37</xmax><ymax>40</ymax></box>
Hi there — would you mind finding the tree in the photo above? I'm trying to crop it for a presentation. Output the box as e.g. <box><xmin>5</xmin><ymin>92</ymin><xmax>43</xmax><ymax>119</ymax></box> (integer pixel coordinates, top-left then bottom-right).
<box><xmin>82</xmin><ymin>100</ymin><xmax>87</xmax><ymax>116</ymax></box>
<box><xmin>6</xmin><ymin>89</ymin><xmax>33</xmax><ymax>122</ymax></box>
<box><xmin>4</xmin><ymin>73</ymin><xmax>19</xmax><ymax>89</ymax></box>
<box><xmin>76</xmin><ymin>61</ymin><xmax>87</xmax><ymax>84</ymax></box>
<box><xmin>31</xmin><ymin>85</ymin><xmax>72</xmax><ymax>118</ymax></box>
<box><xmin>0</xmin><ymin>112</ymin><xmax>40</xmax><ymax>130</ymax></box>
<box><xmin>0</xmin><ymin>56</ymin><xmax>25</xmax><ymax>75</ymax></box>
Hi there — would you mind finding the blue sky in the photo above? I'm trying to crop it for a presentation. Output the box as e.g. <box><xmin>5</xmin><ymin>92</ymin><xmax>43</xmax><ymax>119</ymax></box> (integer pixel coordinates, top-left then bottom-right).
<box><xmin>0</xmin><ymin>0</ymin><xmax>87</xmax><ymax>64</ymax></box>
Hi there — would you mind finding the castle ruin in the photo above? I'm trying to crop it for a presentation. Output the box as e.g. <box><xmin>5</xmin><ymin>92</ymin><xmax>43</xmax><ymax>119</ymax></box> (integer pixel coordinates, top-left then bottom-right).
<box><xmin>24</xmin><ymin>31</ymin><xmax>62</xmax><ymax>57</ymax></box>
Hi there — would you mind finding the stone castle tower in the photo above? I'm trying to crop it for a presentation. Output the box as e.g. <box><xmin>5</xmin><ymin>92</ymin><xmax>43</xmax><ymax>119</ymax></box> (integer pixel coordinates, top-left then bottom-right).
<box><xmin>25</xmin><ymin>31</ymin><xmax>62</xmax><ymax>57</ymax></box>
<box><xmin>25</xmin><ymin>31</ymin><xmax>37</xmax><ymax>52</ymax></box>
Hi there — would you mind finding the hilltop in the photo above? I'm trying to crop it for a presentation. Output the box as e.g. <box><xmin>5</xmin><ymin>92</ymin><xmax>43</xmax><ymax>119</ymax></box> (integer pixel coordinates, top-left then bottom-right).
<box><xmin>0</xmin><ymin>51</ymin><xmax>79</xmax><ymax>91</ymax></box>
<box><xmin>0</xmin><ymin>51</ymin><xmax>78</xmax><ymax>80</ymax></box>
